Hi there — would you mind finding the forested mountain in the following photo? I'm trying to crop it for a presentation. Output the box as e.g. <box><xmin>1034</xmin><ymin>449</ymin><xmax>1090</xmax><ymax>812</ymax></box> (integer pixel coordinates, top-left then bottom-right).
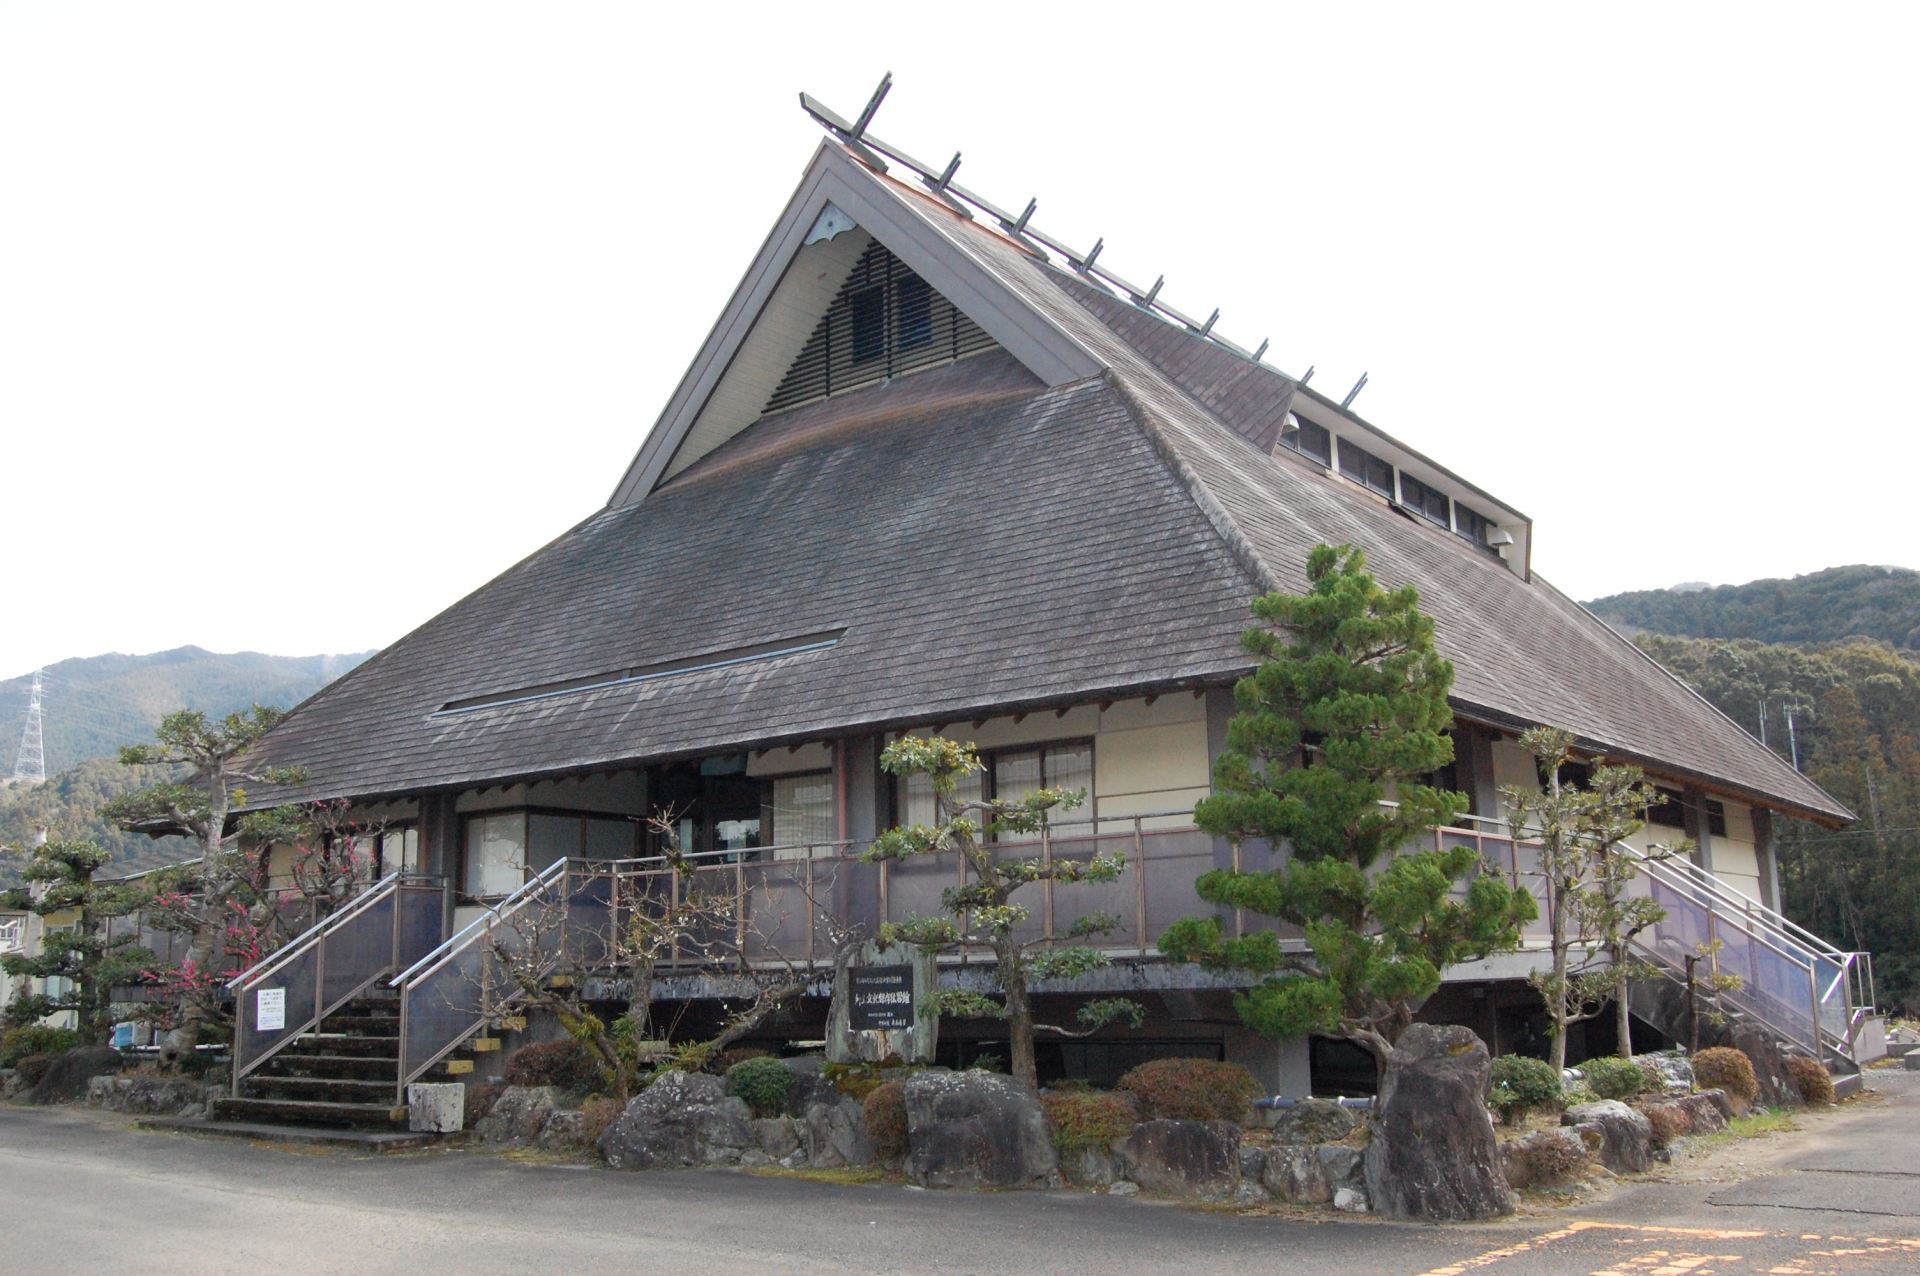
<box><xmin>1588</xmin><ymin>565</ymin><xmax>1920</xmax><ymax>648</ymax></box>
<box><xmin>1629</xmin><ymin>632</ymin><xmax>1920</xmax><ymax>1015</ymax></box>
<box><xmin>0</xmin><ymin>647</ymin><xmax>372</xmax><ymax>776</ymax></box>
<box><xmin>0</xmin><ymin>647</ymin><xmax>372</xmax><ymax>877</ymax></box>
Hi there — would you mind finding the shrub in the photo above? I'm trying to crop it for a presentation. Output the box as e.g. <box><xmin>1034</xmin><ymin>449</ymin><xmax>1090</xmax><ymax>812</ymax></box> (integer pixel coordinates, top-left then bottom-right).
<box><xmin>863</xmin><ymin>1080</ymin><xmax>909</xmax><ymax>1159</ymax></box>
<box><xmin>714</xmin><ymin>1046</ymin><xmax>769</xmax><ymax>1075</ymax></box>
<box><xmin>1644</xmin><ymin>1104</ymin><xmax>1690</xmax><ymax>1148</ymax></box>
<box><xmin>1489</xmin><ymin>1055</ymin><xmax>1562</xmax><ymax>1123</ymax></box>
<box><xmin>579</xmin><ymin>1095</ymin><xmax>624</xmax><ymax>1146</ymax></box>
<box><xmin>1115</xmin><ymin>1057</ymin><xmax>1261</xmax><ymax>1123</ymax></box>
<box><xmin>14</xmin><ymin>1053</ymin><xmax>53</xmax><ymax>1087</ymax></box>
<box><xmin>1583</xmin><ymin>1055</ymin><xmax>1647</xmax><ymax>1101</ymax></box>
<box><xmin>1692</xmin><ymin>1047</ymin><xmax>1759</xmax><ymax>1105</ymax></box>
<box><xmin>1785</xmin><ymin>1055</ymin><xmax>1835</xmax><ymax>1106</ymax></box>
<box><xmin>465</xmin><ymin>1081</ymin><xmax>504</xmax><ymax>1129</ymax></box>
<box><xmin>504</xmin><ymin>1038</ymin><xmax>600</xmax><ymax>1094</ymax></box>
<box><xmin>725</xmin><ymin>1055</ymin><xmax>794</xmax><ymax>1117</ymax></box>
<box><xmin>1639</xmin><ymin>1059</ymin><xmax>1666</xmax><ymax>1094</ymax></box>
<box><xmin>1521</xmin><ymin>1133</ymin><xmax>1588</xmax><ymax>1184</ymax></box>
<box><xmin>1</xmin><ymin>1025</ymin><xmax>83</xmax><ymax>1069</ymax></box>
<box><xmin>1040</xmin><ymin>1089</ymin><xmax>1139</xmax><ymax>1150</ymax></box>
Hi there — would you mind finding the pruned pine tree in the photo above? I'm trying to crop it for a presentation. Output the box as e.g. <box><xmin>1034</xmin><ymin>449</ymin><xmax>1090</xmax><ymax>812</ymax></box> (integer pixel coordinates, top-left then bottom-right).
<box><xmin>1159</xmin><ymin>544</ymin><xmax>1536</xmax><ymax>1084</ymax></box>
<box><xmin>0</xmin><ymin>837</ymin><xmax>155</xmax><ymax>1037</ymax></box>
<box><xmin>1502</xmin><ymin>727</ymin><xmax>1678</xmax><ymax>1071</ymax></box>
<box><xmin>868</xmin><ymin>736</ymin><xmax>1144</xmax><ymax>1094</ymax></box>
<box><xmin>101</xmin><ymin>707</ymin><xmax>306</xmax><ymax>1066</ymax></box>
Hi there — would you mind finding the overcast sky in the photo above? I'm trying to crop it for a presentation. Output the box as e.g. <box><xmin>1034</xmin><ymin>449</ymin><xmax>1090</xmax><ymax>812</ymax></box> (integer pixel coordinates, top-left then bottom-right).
<box><xmin>3</xmin><ymin>2</ymin><xmax>1916</xmax><ymax>681</ymax></box>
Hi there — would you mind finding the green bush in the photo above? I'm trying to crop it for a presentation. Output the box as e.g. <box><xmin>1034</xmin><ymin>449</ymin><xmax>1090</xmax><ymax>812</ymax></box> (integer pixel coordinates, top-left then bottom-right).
<box><xmin>1040</xmin><ymin>1089</ymin><xmax>1140</xmax><ymax>1150</ymax></box>
<box><xmin>1583</xmin><ymin>1055</ymin><xmax>1647</xmax><ymax>1101</ymax></box>
<box><xmin>725</xmin><ymin>1055</ymin><xmax>794</xmax><ymax>1117</ymax></box>
<box><xmin>1115</xmin><ymin>1057</ymin><xmax>1261</xmax><ymax>1123</ymax></box>
<box><xmin>503</xmin><ymin>1038</ymin><xmax>600</xmax><ymax>1094</ymax></box>
<box><xmin>1489</xmin><ymin>1054</ymin><xmax>1562</xmax><ymax>1122</ymax></box>
<box><xmin>1</xmin><ymin>1025</ymin><xmax>83</xmax><ymax>1069</ymax></box>
<box><xmin>1691</xmin><ymin>1047</ymin><xmax>1759</xmax><ymax>1105</ymax></box>
<box><xmin>14</xmin><ymin>1053</ymin><xmax>54</xmax><ymax>1087</ymax></box>
<box><xmin>862</xmin><ymin>1080</ymin><xmax>909</xmax><ymax>1159</ymax></box>
<box><xmin>1785</xmin><ymin>1054</ymin><xmax>1834</xmax><ymax>1106</ymax></box>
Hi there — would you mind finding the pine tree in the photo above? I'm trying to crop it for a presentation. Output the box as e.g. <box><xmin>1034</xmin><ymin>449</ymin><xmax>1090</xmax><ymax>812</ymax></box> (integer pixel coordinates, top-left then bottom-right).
<box><xmin>0</xmin><ymin>837</ymin><xmax>155</xmax><ymax>1037</ymax></box>
<box><xmin>868</xmin><ymin>736</ymin><xmax>1143</xmax><ymax>1094</ymax></box>
<box><xmin>1159</xmin><ymin>544</ymin><xmax>1536</xmax><ymax>1081</ymax></box>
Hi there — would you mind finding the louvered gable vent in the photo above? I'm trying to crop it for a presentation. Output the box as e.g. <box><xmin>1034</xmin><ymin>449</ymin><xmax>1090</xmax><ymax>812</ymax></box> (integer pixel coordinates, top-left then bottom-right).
<box><xmin>763</xmin><ymin>240</ymin><xmax>999</xmax><ymax>415</ymax></box>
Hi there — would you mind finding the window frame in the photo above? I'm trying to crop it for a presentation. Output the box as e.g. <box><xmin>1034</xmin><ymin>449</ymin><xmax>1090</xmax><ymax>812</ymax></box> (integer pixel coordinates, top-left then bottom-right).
<box><xmin>1397</xmin><ymin>472</ymin><xmax>1452</xmax><ymax>528</ymax></box>
<box><xmin>1335</xmin><ymin>438</ymin><xmax>1395</xmax><ymax>498</ymax></box>
<box><xmin>892</xmin><ymin>736</ymin><xmax>1097</xmax><ymax>839</ymax></box>
<box><xmin>1278</xmin><ymin>413</ymin><xmax>1332</xmax><ymax>467</ymax></box>
<box><xmin>764</xmin><ymin>768</ymin><xmax>836</xmax><ymax>857</ymax></box>
<box><xmin>457</xmin><ymin>806</ymin><xmax>640</xmax><ymax>902</ymax></box>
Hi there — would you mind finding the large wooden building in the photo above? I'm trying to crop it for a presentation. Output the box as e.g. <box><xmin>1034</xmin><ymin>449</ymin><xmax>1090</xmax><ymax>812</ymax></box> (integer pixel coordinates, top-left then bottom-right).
<box><xmin>223</xmin><ymin>93</ymin><xmax>1866</xmax><ymax>1110</ymax></box>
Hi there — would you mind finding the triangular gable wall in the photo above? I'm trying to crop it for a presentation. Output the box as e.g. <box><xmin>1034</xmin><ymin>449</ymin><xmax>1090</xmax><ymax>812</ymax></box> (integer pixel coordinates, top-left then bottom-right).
<box><xmin>609</xmin><ymin>143</ymin><xmax>1103</xmax><ymax>505</ymax></box>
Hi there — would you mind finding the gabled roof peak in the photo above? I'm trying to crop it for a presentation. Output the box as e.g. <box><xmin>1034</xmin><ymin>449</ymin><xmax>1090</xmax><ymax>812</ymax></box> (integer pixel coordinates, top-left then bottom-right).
<box><xmin>799</xmin><ymin>74</ymin><xmax>1299</xmax><ymax>388</ymax></box>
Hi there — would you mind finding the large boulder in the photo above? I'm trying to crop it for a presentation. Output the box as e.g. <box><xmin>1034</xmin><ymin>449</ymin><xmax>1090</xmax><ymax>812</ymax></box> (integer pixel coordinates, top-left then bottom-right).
<box><xmin>1730</xmin><ymin>1026</ymin><xmax>1801</xmax><ymax>1107</ymax></box>
<box><xmin>1269</xmin><ymin>1097</ymin><xmax>1360</xmax><ymax>1145</ymax></box>
<box><xmin>1563</xmin><ymin>1100</ymin><xmax>1654</xmax><ymax>1174</ymax></box>
<box><xmin>26</xmin><ymin>1046</ymin><xmax>124</xmax><ymax>1105</ymax></box>
<box><xmin>753</xmin><ymin>1116</ymin><xmax>804</xmax><ymax>1160</ymax></box>
<box><xmin>1117</xmin><ymin>1120</ymin><xmax>1242</xmax><ymax>1200</ymax></box>
<box><xmin>903</xmin><ymin>1070</ymin><xmax>1057</xmax><ymax>1189</ymax></box>
<box><xmin>1687</xmin><ymin>1089</ymin><xmax>1735</xmax><ymax>1126</ymax></box>
<box><xmin>1500</xmin><ymin>1128</ymin><xmax>1590</xmax><ymax>1189</ymax></box>
<box><xmin>597</xmin><ymin>1071</ymin><xmax>754</xmax><ymax>1170</ymax></box>
<box><xmin>474</xmin><ymin>1085</ymin><xmax>561</xmax><ymax>1144</ymax></box>
<box><xmin>1637</xmin><ymin>1051</ymin><xmax>1694</xmax><ymax>1095</ymax></box>
<box><xmin>1062</xmin><ymin>1143</ymin><xmax>1121</xmax><ymax>1188</ymax></box>
<box><xmin>1364</xmin><ymin>1024</ymin><xmax>1514</xmax><ymax>1221</ymax></box>
<box><xmin>803</xmin><ymin>1096</ymin><xmax>874</xmax><ymax>1169</ymax></box>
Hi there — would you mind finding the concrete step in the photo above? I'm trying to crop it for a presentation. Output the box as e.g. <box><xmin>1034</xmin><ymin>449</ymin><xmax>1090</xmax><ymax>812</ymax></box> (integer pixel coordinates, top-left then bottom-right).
<box><xmin>247</xmin><ymin>1074</ymin><xmax>398</xmax><ymax>1103</ymax></box>
<box><xmin>260</xmin><ymin>1053</ymin><xmax>398</xmax><ymax>1081</ymax></box>
<box><xmin>213</xmin><ymin>1096</ymin><xmax>408</xmax><ymax>1129</ymax></box>
<box><xmin>139</xmin><ymin>1116</ymin><xmax>440</xmax><ymax>1151</ymax></box>
<box><xmin>1834</xmin><ymin>1071</ymin><xmax>1866</xmax><ymax>1100</ymax></box>
<box><xmin>322</xmin><ymin>1013</ymin><xmax>399</xmax><ymax>1033</ymax></box>
<box><xmin>295</xmin><ymin>1033</ymin><xmax>401</xmax><ymax>1058</ymax></box>
<box><xmin>1885</xmin><ymin>1040</ymin><xmax>1918</xmax><ymax>1059</ymax></box>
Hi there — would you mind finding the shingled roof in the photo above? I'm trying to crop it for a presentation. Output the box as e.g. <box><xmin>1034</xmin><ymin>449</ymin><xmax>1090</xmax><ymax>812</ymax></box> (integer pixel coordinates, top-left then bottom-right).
<box><xmin>243</xmin><ymin>138</ymin><xmax>1850</xmax><ymax>825</ymax></box>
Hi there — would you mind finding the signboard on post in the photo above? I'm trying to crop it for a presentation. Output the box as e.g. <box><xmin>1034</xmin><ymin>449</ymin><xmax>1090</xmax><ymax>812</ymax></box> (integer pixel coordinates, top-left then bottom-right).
<box><xmin>848</xmin><ymin>965</ymin><xmax>914</xmax><ymax>1031</ymax></box>
<box><xmin>827</xmin><ymin>942</ymin><xmax>938</xmax><ymax>1064</ymax></box>
<box><xmin>256</xmin><ymin>987</ymin><xmax>286</xmax><ymax>1033</ymax></box>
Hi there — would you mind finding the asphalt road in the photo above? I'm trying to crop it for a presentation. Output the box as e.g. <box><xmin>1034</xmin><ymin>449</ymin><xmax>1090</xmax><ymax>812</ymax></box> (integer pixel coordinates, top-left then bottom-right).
<box><xmin>4</xmin><ymin>1072</ymin><xmax>1917</xmax><ymax>1275</ymax></box>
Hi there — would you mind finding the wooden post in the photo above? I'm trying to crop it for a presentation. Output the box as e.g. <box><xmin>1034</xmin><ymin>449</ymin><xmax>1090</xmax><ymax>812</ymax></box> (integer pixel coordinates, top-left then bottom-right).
<box><xmin>1133</xmin><ymin>819</ymin><xmax>1148</xmax><ymax>957</ymax></box>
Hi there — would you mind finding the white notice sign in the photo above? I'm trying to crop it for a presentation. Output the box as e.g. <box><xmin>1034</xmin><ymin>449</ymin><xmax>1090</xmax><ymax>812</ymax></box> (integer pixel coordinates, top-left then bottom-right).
<box><xmin>256</xmin><ymin>987</ymin><xmax>286</xmax><ymax>1032</ymax></box>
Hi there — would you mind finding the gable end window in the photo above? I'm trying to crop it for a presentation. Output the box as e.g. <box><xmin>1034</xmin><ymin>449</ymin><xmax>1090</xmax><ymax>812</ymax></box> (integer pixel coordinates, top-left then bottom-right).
<box><xmin>1455</xmin><ymin>503</ymin><xmax>1494</xmax><ymax>548</ymax></box>
<box><xmin>764</xmin><ymin>241</ymin><xmax>998</xmax><ymax>415</ymax></box>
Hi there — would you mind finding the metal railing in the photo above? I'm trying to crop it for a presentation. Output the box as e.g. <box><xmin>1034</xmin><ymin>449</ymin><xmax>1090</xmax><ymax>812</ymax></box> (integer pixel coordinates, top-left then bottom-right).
<box><xmin>228</xmin><ymin>872</ymin><xmax>446</xmax><ymax>1093</ymax></box>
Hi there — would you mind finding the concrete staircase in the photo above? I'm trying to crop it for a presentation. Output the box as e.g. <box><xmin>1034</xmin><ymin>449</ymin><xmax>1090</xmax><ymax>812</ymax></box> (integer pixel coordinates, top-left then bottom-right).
<box><xmin>215</xmin><ymin>988</ymin><xmax>412</xmax><ymax>1129</ymax></box>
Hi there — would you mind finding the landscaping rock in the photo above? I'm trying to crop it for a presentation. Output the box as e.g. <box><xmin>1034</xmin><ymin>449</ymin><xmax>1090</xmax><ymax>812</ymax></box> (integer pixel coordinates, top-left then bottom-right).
<box><xmin>1062</xmin><ymin>1143</ymin><xmax>1120</xmax><ymax>1188</ymax></box>
<box><xmin>1107</xmin><ymin>1180</ymin><xmax>1139</xmax><ymax>1197</ymax></box>
<box><xmin>1637</xmin><ymin>1051</ymin><xmax>1694</xmax><ymax>1094</ymax></box>
<box><xmin>1671</xmin><ymin>1092</ymin><xmax>1731</xmax><ymax>1134</ymax></box>
<box><xmin>1262</xmin><ymin>1144</ymin><xmax>1331</xmax><ymax>1204</ymax></box>
<box><xmin>803</xmin><ymin>1097</ymin><xmax>874</xmax><ymax>1169</ymax></box>
<box><xmin>26</xmin><ymin>1046</ymin><xmax>124</xmax><ymax>1106</ymax></box>
<box><xmin>903</xmin><ymin>1071</ymin><xmax>1057</xmax><ymax>1189</ymax></box>
<box><xmin>1364</xmin><ymin>1024</ymin><xmax>1513</xmax><ymax>1221</ymax></box>
<box><xmin>1563</xmin><ymin>1100</ymin><xmax>1654</xmax><ymax>1174</ymax></box>
<box><xmin>87</xmin><ymin>1073</ymin><xmax>206</xmax><ymax>1116</ymax></box>
<box><xmin>786</xmin><ymin>1069</ymin><xmax>840</xmax><ymax>1116</ymax></box>
<box><xmin>1238</xmin><ymin>1145</ymin><xmax>1267</xmax><ymax>1184</ymax></box>
<box><xmin>1730</xmin><ymin>1025</ymin><xmax>1801</xmax><ymax>1107</ymax></box>
<box><xmin>1269</xmin><ymin>1097</ymin><xmax>1359</xmax><ymax>1145</ymax></box>
<box><xmin>474</xmin><ymin>1085</ymin><xmax>560</xmax><ymax>1144</ymax></box>
<box><xmin>753</xmin><ymin>1116</ymin><xmax>804</xmax><ymax>1160</ymax></box>
<box><xmin>407</xmin><ymin>1083</ymin><xmax>465</xmax><ymax>1134</ymax></box>
<box><xmin>1500</xmin><ymin>1128</ymin><xmax>1590</xmax><ymax>1189</ymax></box>
<box><xmin>1333</xmin><ymin>1186</ymin><xmax>1370</xmax><ymax>1213</ymax></box>
<box><xmin>1116</xmin><ymin>1120</ymin><xmax>1241</xmax><ymax>1200</ymax></box>
<box><xmin>1236</xmin><ymin>1179</ymin><xmax>1272</xmax><ymax>1206</ymax></box>
<box><xmin>537</xmin><ymin>1109</ymin><xmax>589</xmax><ymax>1150</ymax></box>
<box><xmin>597</xmin><ymin>1071</ymin><xmax>754</xmax><ymax>1170</ymax></box>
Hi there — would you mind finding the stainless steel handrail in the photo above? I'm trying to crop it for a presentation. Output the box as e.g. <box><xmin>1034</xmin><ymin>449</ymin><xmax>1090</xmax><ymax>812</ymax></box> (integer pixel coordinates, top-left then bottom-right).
<box><xmin>391</xmin><ymin>857</ymin><xmax>569</xmax><ymax>989</ymax></box>
<box><xmin>229</xmin><ymin>871</ymin><xmax>400</xmax><ymax>992</ymax></box>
